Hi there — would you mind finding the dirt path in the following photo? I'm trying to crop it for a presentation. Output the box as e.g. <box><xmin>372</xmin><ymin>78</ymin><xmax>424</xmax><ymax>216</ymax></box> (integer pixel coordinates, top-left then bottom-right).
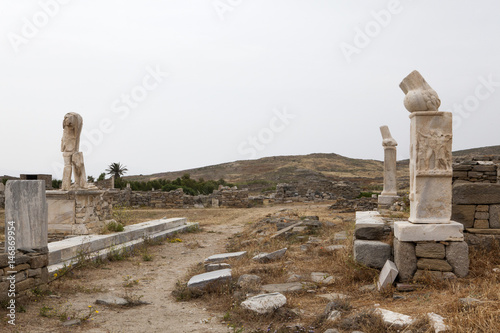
<box><xmin>3</xmin><ymin>204</ymin><xmax>333</xmax><ymax>333</ymax></box>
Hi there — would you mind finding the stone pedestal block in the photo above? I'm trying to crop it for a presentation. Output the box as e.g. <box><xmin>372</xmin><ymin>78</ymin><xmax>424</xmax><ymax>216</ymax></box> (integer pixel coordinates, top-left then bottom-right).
<box><xmin>5</xmin><ymin>181</ymin><xmax>48</xmax><ymax>252</ymax></box>
<box><xmin>394</xmin><ymin>221</ymin><xmax>463</xmax><ymax>242</ymax></box>
<box><xmin>353</xmin><ymin>240</ymin><xmax>391</xmax><ymax>269</ymax></box>
<box><xmin>409</xmin><ymin>112</ymin><xmax>453</xmax><ymax>224</ymax></box>
<box><xmin>393</xmin><ymin>239</ymin><xmax>417</xmax><ymax>281</ymax></box>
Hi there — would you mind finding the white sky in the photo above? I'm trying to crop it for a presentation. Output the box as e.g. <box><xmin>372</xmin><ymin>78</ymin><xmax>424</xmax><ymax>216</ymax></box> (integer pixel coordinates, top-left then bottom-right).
<box><xmin>1</xmin><ymin>0</ymin><xmax>499</xmax><ymax>179</ymax></box>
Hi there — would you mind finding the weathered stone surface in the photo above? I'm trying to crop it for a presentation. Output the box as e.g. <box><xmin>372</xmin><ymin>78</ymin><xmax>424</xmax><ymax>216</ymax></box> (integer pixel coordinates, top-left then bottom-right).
<box><xmin>187</xmin><ymin>268</ymin><xmax>232</xmax><ymax>290</ymax></box>
<box><xmin>95</xmin><ymin>296</ymin><xmax>129</xmax><ymax>306</ymax></box>
<box><xmin>446</xmin><ymin>241</ymin><xmax>469</xmax><ymax>278</ymax></box>
<box><xmin>393</xmin><ymin>239</ymin><xmax>417</xmax><ymax>281</ymax></box>
<box><xmin>252</xmin><ymin>248</ymin><xmax>287</xmax><ymax>263</ymax></box>
<box><xmin>237</xmin><ymin>274</ymin><xmax>261</xmax><ymax>290</ymax></box>
<box><xmin>334</xmin><ymin>231</ymin><xmax>348</xmax><ymax>241</ymax></box>
<box><xmin>394</xmin><ymin>221</ymin><xmax>463</xmax><ymax>242</ymax></box>
<box><xmin>451</xmin><ymin>205</ymin><xmax>475</xmax><ymax>228</ymax></box>
<box><xmin>428</xmin><ymin>312</ymin><xmax>448</xmax><ymax>333</ymax></box>
<box><xmin>204</xmin><ymin>251</ymin><xmax>246</xmax><ymax>264</ymax></box>
<box><xmin>417</xmin><ymin>259</ymin><xmax>453</xmax><ymax>272</ymax></box>
<box><xmin>5</xmin><ymin>181</ymin><xmax>48</xmax><ymax>251</ymax></box>
<box><xmin>475</xmin><ymin>211</ymin><xmax>489</xmax><ymax>220</ymax></box>
<box><xmin>474</xmin><ymin>219</ymin><xmax>489</xmax><ymax>229</ymax></box>
<box><xmin>380</xmin><ymin>125</ymin><xmax>398</xmax><ymax>197</ymax></box>
<box><xmin>311</xmin><ymin>272</ymin><xmax>334</xmax><ymax>284</ymax></box>
<box><xmin>375</xmin><ymin>308</ymin><xmax>414</xmax><ymax>328</ymax></box>
<box><xmin>490</xmin><ymin>205</ymin><xmax>500</xmax><ymax>229</ymax></box>
<box><xmin>354</xmin><ymin>215</ymin><xmax>389</xmax><ymax>240</ymax></box>
<box><xmin>416</xmin><ymin>271</ymin><xmax>454</xmax><ymax>280</ymax></box>
<box><xmin>324</xmin><ymin>245</ymin><xmax>345</xmax><ymax>253</ymax></box>
<box><xmin>354</xmin><ymin>240</ymin><xmax>391</xmax><ymax>269</ymax></box>
<box><xmin>47</xmin><ymin>199</ymin><xmax>75</xmax><ymax>225</ymax></box>
<box><xmin>415</xmin><ymin>243</ymin><xmax>445</xmax><ymax>259</ymax></box>
<box><xmin>377</xmin><ymin>260</ymin><xmax>398</xmax><ymax>290</ymax></box>
<box><xmin>28</xmin><ymin>254</ymin><xmax>49</xmax><ymax>269</ymax></box>
<box><xmin>453</xmin><ymin>183</ymin><xmax>500</xmax><ymax>205</ymax></box>
<box><xmin>261</xmin><ymin>282</ymin><xmax>307</xmax><ymax>293</ymax></box>
<box><xmin>317</xmin><ymin>293</ymin><xmax>349</xmax><ymax>301</ymax></box>
<box><xmin>241</xmin><ymin>293</ymin><xmax>286</xmax><ymax>314</ymax></box>
<box><xmin>476</xmin><ymin>205</ymin><xmax>489</xmax><ymax>212</ymax></box>
<box><xmin>326</xmin><ymin>310</ymin><xmax>341</xmax><ymax>322</ymax></box>
<box><xmin>205</xmin><ymin>263</ymin><xmax>231</xmax><ymax>272</ymax></box>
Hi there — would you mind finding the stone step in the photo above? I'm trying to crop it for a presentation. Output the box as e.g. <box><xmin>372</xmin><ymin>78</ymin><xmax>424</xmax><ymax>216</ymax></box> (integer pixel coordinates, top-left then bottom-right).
<box><xmin>48</xmin><ymin>222</ymin><xmax>197</xmax><ymax>273</ymax></box>
<box><xmin>48</xmin><ymin>217</ymin><xmax>187</xmax><ymax>265</ymax></box>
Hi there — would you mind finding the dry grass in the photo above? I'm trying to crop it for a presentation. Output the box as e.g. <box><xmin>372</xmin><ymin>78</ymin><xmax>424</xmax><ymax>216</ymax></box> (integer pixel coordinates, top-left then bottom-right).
<box><xmin>172</xmin><ymin>205</ymin><xmax>500</xmax><ymax>332</ymax></box>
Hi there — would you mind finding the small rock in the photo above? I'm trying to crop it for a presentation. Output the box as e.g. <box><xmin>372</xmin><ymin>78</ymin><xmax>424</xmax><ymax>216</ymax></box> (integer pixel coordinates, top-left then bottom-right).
<box><xmin>311</xmin><ymin>272</ymin><xmax>334</xmax><ymax>284</ymax></box>
<box><xmin>62</xmin><ymin>319</ymin><xmax>81</xmax><ymax>327</ymax></box>
<box><xmin>205</xmin><ymin>263</ymin><xmax>231</xmax><ymax>272</ymax></box>
<box><xmin>396</xmin><ymin>283</ymin><xmax>424</xmax><ymax>292</ymax></box>
<box><xmin>262</xmin><ymin>282</ymin><xmax>308</xmax><ymax>293</ymax></box>
<box><xmin>393</xmin><ymin>295</ymin><xmax>405</xmax><ymax>300</ymax></box>
<box><xmin>95</xmin><ymin>296</ymin><xmax>129</xmax><ymax>306</ymax></box>
<box><xmin>287</xmin><ymin>273</ymin><xmax>303</xmax><ymax>282</ymax></box>
<box><xmin>237</xmin><ymin>274</ymin><xmax>261</xmax><ymax>290</ymax></box>
<box><xmin>359</xmin><ymin>284</ymin><xmax>376</xmax><ymax>292</ymax></box>
<box><xmin>317</xmin><ymin>293</ymin><xmax>349</xmax><ymax>301</ymax></box>
<box><xmin>204</xmin><ymin>251</ymin><xmax>246</xmax><ymax>264</ymax></box>
<box><xmin>323</xmin><ymin>329</ymin><xmax>340</xmax><ymax>333</ymax></box>
<box><xmin>187</xmin><ymin>269</ymin><xmax>232</xmax><ymax>290</ymax></box>
<box><xmin>323</xmin><ymin>245</ymin><xmax>346</xmax><ymax>253</ymax></box>
<box><xmin>241</xmin><ymin>293</ymin><xmax>287</xmax><ymax>314</ymax></box>
<box><xmin>427</xmin><ymin>312</ymin><xmax>448</xmax><ymax>333</ymax></box>
<box><xmin>300</xmin><ymin>245</ymin><xmax>309</xmax><ymax>252</ymax></box>
<box><xmin>326</xmin><ymin>310</ymin><xmax>341</xmax><ymax>322</ymax></box>
<box><xmin>252</xmin><ymin>248</ymin><xmax>287</xmax><ymax>263</ymax></box>
<box><xmin>375</xmin><ymin>308</ymin><xmax>413</xmax><ymax>328</ymax></box>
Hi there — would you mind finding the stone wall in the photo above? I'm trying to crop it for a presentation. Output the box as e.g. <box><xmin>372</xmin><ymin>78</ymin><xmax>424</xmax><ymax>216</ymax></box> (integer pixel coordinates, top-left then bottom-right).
<box><xmin>453</xmin><ymin>157</ymin><xmax>499</xmax><ymax>184</ymax></box>
<box><xmin>19</xmin><ymin>174</ymin><xmax>53</xmax><ymax>190</ymax></box>
<box><xmin>0</xmin><ymin>251</ymin><xmax>49</xmax><ymax>302</ymax></box>
<box><xmin>212</xmin><ymin>186</ymin><xmax>250</xmax><ymax>208</ymax></box>
<box><xmin>47</xmin><ymin>190</ymin><xmax>113</xmax><ymax>235</ymax></box>
<box><xmin>94</xmin><ymin>176</ymin><xmax>114</xmax><ymax>189</ymax></box>
<box><xmin>275</xmin><ymin>181</ymin><xmax>360</xmax><ymax>202</ymax></box>
<box><xmin>452</xmin><ymin>183</ymin><xmax>500</xmax><ymax>230</ymax></box>
<box><xmin>111</xmin><ymin>186</ymin><xmax>250</xmax><ymax>208</ymax></box>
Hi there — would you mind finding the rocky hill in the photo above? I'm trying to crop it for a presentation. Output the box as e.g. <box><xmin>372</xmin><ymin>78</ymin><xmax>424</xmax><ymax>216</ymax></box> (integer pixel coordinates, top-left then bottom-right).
<box><xmin>124</xmin><ymin>146</ymin><xmax>500</xmax><ymax>192</ymax></box>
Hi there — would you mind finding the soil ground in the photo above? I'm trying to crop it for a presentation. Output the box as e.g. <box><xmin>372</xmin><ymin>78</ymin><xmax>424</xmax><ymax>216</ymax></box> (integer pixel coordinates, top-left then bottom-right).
<box><xmin>0</xmin><ymin>203</ymin><xmax>336</xmax><ymax>333</ymax></box>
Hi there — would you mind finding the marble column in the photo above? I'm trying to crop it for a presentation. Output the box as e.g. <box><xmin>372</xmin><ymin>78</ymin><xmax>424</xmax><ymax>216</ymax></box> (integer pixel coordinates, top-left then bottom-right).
<box><xmin>378</xmin><ymin>126</ymin><xmax>399</xmax><ymax>209</ymax></box>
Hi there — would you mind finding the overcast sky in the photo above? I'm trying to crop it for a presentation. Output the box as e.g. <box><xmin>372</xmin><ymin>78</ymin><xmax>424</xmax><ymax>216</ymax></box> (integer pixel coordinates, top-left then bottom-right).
<box><xmin>1</xmin><ymin>0</ymin><xmax>499</xmax><ymax>180</ymax></box>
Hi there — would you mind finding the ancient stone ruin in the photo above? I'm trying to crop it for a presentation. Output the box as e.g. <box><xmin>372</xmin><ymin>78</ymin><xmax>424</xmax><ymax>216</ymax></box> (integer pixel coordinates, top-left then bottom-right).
<box><xmin>393</xmin><ymin>70</ymin><xmax>469</xmax><ymax>280</ymax></box>
<box><xmin>378</xmin><ymin>125</ymin><xmax>399</xmax><ymax>210</ymax></box>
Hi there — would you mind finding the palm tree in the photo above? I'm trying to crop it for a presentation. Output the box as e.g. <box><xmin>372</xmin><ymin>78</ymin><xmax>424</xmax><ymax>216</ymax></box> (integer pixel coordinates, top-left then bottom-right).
<box><xmin>106</xmin><ymin>162</ymin><xmax>128</xmax><ymax>178</ymax></box>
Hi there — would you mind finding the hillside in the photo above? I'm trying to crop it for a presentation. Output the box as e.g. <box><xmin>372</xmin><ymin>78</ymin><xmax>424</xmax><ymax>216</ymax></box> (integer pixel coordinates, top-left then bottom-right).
<box><xmin>124</xmin><ymin>145</ymin><xmax>499</xmax><ymax>193</ymax></box>
<box><xmin>124</xmin><ymin>153</ymin><xmax>405</xmax><ymax>191</ymax></box>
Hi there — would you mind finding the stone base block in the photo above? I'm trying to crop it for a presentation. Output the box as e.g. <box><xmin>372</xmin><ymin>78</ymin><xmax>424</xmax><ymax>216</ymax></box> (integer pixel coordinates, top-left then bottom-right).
<box><xmin>378</xmin><ymin>195</ymin><xmax>399</xmax><ymax>208</ymax></box>
<box><xmin>353</xmin><ymin>240</ymin><xmax>391</xmax><ymax>269</ymax></box>
<box><xmin>355</xmin><ymin>211</ymin><xmax>390</xmax><ymax>240</ymax></box>
<box><xmin>394</xmin><ymin>221</ymin><xmax>464</xmax><ymax>242</ymax></box>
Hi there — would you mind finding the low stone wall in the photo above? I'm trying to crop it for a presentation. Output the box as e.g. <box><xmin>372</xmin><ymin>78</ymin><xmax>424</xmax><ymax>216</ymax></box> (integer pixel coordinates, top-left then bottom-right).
<box><xmin>111</xmin><ymin>186</ymin><xmax>250</xmax><ymax>208</ymax></box>
<box><xmin>452</xmin><ymin>183</ymin><xmax>500</xmax><ymax>230</ymax></box>
<box><xmin>453</xmin><ymin>157</ymin><xmax>499</xmax><ymax>184</ymax></box>
<box><xmin>275</xmin><ymin>181</ymin><xmax>360</xmax><ymax>202</ymax></box>
<box><xmin>212</xmin><ymin>186</ymin><xmax>249</xmax><ymax>208</ymax></box>
<box><xmin>0</xmin><ymin>251</ymin><xmax>49</xmax><ymax>302</ymax></box>
<box><xmin>47</xmin><ymin>190</ymin><xmax>113</xmax><ymax>235</ymax></box>
<box><xmin>94</xmin><ymin>176</ymin><xmax>114</xmax><ymax>189</ymax></box>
